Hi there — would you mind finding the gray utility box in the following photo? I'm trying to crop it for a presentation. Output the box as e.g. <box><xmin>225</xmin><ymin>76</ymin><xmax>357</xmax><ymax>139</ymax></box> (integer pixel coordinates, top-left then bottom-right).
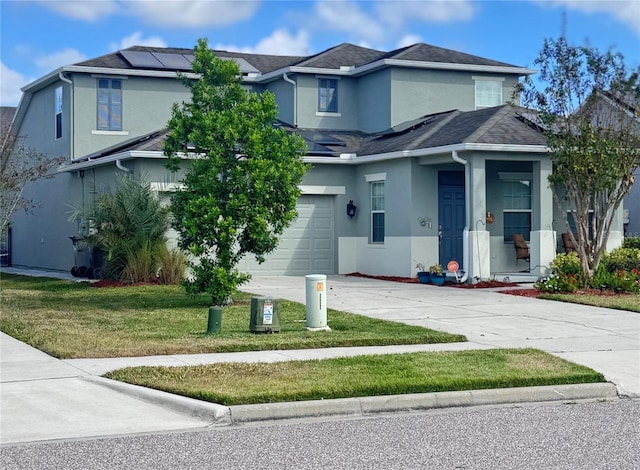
<box><xmin>250</xmin><ymin>296</ymin><xmax>281</xmax><ymax>333</ymax></box>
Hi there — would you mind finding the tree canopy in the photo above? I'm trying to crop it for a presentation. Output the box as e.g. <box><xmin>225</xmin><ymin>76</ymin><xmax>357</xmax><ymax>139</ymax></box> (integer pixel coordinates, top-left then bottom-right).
<box><xmin>164</xmin><ymin>38</ymin><xmax>308</xmax><ymax>305</ymax></box>
<box><xmin>517</xmin><ymin>37</ymin><xmax>640</xmax><ymax>280</ymax></box>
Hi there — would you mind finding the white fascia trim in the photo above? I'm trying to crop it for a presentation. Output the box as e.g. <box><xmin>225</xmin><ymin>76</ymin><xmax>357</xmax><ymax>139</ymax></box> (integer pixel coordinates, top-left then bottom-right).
<box><xmin>355</xmin><ymin>59</ymin><xmax>537</xmax><ymax>76</ymax></box>
<box><xmin>299</xmin><ymin>185</ymin><xmax>346</xmax><ymax>195</ymax></box>
<box><xmin>256</xmin><ymin>66</ymin><xmax>353</xmax><ymax>82</ymax></box>
<box><xmin>22</xmin><ymin>66</ymin><xmax>200</xmax><ymax>92</ymax></box>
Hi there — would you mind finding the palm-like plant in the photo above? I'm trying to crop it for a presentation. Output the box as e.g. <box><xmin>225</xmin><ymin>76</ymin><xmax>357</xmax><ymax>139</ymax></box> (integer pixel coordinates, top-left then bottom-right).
<box><xmin>71</xmin><ymin>174</ymin><xmax>170</xmax><ymax>282</ymax></box>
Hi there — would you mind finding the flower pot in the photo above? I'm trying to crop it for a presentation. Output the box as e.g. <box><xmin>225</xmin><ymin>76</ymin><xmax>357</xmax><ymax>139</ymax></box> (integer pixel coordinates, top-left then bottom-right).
<box><xmin>417</xmin><ymin>272</ymin><xmax>431</xmax><ymax>284</ymax></box>
<box><xmin>431</xmin><ymin>273</ymin><xmax>446</xmax><ymax>285</ymax></box>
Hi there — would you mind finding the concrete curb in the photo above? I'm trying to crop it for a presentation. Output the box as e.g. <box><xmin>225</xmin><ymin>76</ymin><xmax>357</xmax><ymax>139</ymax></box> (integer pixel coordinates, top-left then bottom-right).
<box><xmin>84</xmin><ymin>375</ymin><xmax>618</xmax><ymax>426</ymax></box>
<box><xmin>81</xmin><ymin>376</ymin><xmax>231</xmax><ymax>425</ymax></box>
<box><xmin>229</xmin><ymin>383</ymin><xmax>619</xmax><ymax>423</ymax></box>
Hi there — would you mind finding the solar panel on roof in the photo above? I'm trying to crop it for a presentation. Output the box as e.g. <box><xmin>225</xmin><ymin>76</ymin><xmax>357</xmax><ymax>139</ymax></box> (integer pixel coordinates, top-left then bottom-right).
<box><xmin>152</xmin><ymin>52</ymin><xmax>193</xmax><ymax>70</ymax></box>
<box><xmin>297</xmin><ymin>130</ymin><xmax>345</xmax><ymax>146</ymax></box>
<box><xmin>120</xmin><ymin>50</ymin><xmax>164</xmax><ymax>68</ymax></box>
<box><xmin>219</xmin><ymin>57</ymin><xmax>260</xmax><ymax>74</ymax></box>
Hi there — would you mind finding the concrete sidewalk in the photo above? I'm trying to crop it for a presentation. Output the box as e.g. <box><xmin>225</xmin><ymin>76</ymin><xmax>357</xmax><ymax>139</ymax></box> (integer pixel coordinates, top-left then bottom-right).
<box><xmin>1</xmin><ymin>271</ymin><xmax>638</xmax><ymax>445</ymax></box>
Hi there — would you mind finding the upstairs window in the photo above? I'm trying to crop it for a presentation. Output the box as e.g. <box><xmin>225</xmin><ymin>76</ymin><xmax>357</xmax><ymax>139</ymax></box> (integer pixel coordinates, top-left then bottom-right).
<box><xmin>97</xmin><ymin>78</ymin><xmax>122</xmax><ymax>131</ymax></box>
<box><xmin>503</xmin><ymin>179</ymin><xmax>531</xmax><ymax>242</ymax></box>
<box><xmin>474</xmin><ymin>77</ymin><xmax>503</xmax><ymax>109</ymax></box>
<box><xmin>318</xmin><ymin>78</ymin><xmax>338</xmax><ymax>113</ymax></box>
<box><xmin>55</xmin><ymin>86</ymin><xmax>62</xmax><ymax>139</ymax></box>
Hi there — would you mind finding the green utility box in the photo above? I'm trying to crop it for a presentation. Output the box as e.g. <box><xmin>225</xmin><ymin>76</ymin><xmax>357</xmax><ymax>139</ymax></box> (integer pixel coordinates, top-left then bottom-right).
<box><xmin>250</xmin><ymin>296</ymin><xmax>281</xmax><ymax>333</ymax></box>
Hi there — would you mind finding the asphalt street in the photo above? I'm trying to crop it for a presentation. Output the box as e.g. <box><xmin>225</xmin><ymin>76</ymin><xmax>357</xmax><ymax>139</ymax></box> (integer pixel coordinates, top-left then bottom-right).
<box><xmin>2</xmin><ymin>399</ymin><xmax>639</xmax><ymax>469</ymax></box>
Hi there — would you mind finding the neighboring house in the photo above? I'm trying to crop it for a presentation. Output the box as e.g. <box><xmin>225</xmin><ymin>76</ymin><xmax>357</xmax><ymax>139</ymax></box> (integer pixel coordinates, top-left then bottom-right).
<box><xmin>7</xmin><ymin>42</ymin><xmax>626</xmax><ymax>280</ymax></box>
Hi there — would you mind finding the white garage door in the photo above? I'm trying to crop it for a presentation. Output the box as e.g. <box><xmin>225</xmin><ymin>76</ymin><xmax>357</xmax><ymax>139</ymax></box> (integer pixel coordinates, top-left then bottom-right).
<box><xmin>238</xmin><ymin>195</ymin><xmax>336</xmax><ymax>275</ymax></box>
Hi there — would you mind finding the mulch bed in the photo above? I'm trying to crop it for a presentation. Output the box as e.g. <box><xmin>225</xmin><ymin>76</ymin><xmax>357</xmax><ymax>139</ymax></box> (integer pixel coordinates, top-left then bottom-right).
<box><xmin>91</xmin><ymin>279</ymin><xmax>159</xmax><ymax>288</ymax></box>
<box><xmin>346</xmin><ymin>272</ymin><xmax>519</xmax><ymax>289</ymax></box>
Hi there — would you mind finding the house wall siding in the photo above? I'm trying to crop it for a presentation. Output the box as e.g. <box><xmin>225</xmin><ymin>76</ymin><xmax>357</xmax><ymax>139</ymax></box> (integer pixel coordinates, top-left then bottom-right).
<box><xmin>356</xmin><ymin>69</ymin><xmax>392</xmax><ymax>133</ymax></box>
<box><xmin>389</xmin><ymin>69</ymin><xmax>519</xmax><ymax>127</ymax></box>
<box><xmin>295</xmin><ymin>75</ymin><xmax>358</xmax><ymax>130</ymax></box>
<box><xmin>72</xmin><ymin>74</ymin><xmax>190</xmax><ymax>158</ymax></box>
<box><xmin>265</xmin><ymin>78</ymin><xmax>295</xmax><ymax>126</ymax></box>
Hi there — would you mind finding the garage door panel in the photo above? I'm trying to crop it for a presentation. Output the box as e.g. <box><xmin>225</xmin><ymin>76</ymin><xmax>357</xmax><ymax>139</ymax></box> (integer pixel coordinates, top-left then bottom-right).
<box><xmin>237</xmin><ymin>195</ymin><xmax>335</xmax><ymax>275</ymax></box>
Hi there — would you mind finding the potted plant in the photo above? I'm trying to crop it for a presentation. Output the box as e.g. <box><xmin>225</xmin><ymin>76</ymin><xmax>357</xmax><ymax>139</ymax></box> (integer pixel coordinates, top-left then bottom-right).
<box><xmin>415</xmin><ymin>262</ymin><xmax>431</xmax><ymax>284</ymax></box>
<box><xmin>429</xmin><ymin>263</ymin><xmax>446</xmax><ymax>285</ymax></box>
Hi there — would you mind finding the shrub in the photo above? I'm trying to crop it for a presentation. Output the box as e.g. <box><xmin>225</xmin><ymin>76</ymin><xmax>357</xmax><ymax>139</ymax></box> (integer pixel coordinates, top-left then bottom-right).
<box><xmin>120</xmin><ymin>240</ymin><xmax>160</xmax><ymax>284</ymax></box>
<box><xmin>601</xmin><ymin>247</ymin><xmax>640</xmax><ymax>272</ymax></box>
<box><xmin>623</xmin><ymin>237</ymin><xmax>640</xmax><ymax>249</ymax></box>
<box><xmin>535</xmin><ymin>252</ymin><xmax>583</xmax><ymax>293</ymax></box>
<box><xmin>590</xmin><ymin>265</ymin><xmax>640</xmax><ymax>293</ymax></box>
<box><xmin>535</xmin><ymin>273</ymin><xmax>580</xmax><ymax>293</ymax></box>
<box><xmin>158</xmin><ymin>248</ymin><xmax>187</xmax><ymax>285</ymax></box>
<box><xmin>551</xmin><ymin>252</ymin><xmax>583</xmax><ymax>279</ymax></box>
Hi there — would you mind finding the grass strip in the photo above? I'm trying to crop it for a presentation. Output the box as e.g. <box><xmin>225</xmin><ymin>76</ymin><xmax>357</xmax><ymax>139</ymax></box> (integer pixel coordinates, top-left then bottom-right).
<box><xmin>0</xmin><ymin>274</ymin><xmax>465</xmax><ymax>359</ymax></box>
<box><xmin>538</xmin><ymin>292</ymin><xmax>640</xmax><ymax>313</ymax></box>
<box><xmin>104</xmin><ymin>348</ymin><xmax>605</xmax><ymax>406</ymax></box>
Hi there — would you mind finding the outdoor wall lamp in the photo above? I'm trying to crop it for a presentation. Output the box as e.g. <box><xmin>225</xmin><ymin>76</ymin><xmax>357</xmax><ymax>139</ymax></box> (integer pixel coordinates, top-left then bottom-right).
<box><xmin>346</xmin><ymin>200</ymin><xmax>357</xmax><ymax>218</ymax></box>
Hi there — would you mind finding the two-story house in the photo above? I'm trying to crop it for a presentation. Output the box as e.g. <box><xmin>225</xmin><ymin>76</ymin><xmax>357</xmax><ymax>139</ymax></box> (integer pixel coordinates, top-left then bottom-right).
<box><xmin>7</xmin><ymin>42</ymin><xmax>626</xmax><ymax>280</ymax></box>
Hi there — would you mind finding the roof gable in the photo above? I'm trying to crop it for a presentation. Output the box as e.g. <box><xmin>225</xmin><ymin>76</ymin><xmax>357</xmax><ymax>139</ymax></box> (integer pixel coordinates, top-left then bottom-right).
<box><xmin>383</xmin><ymin>43</ymin><xmax>518</xmax><ymax>68</ymax></box>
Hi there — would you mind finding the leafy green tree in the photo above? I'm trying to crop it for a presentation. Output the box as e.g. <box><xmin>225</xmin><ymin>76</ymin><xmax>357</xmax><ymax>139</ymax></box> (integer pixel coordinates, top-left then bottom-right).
<box><xmin>164</xmin><ymin>38</ymin><xmax>308</xmax><ymax>306</ymax></box>
<box><xmin>517</xmin><ymin>37</ymin><xmax>640</xmax><ymax>281</ymax></box>
<box><xmin>70</xmin><ymin>173</ymin><xmax>170</xmax><ymax>282</ymax></box>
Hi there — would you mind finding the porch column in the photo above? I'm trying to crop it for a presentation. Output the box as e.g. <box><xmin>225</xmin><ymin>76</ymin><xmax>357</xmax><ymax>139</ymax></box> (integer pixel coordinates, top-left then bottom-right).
<box><xmin>468</xmin><ymin>157</ymin><xmax>490</xmax><ymax>281</ymax></box>
<box><xmin>531</xmin><ymin>159</ymin><xmax>555</xmax><ymax>277</ymax></box>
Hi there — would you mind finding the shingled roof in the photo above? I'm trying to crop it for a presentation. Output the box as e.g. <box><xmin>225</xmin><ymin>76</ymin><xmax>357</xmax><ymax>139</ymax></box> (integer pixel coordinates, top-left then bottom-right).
<box><xmin>82</xmin><ymin>105</ymin><xmax>545</xmax><ymax>164</ymax></box>
<box><xmin>72</xmin><ymin>41</ymin><xmax>526</xmax><ymax>77</ymax></box>
<box><xmin>382</xmin><ymin>43</ymin><xmax>518</xmax><ymax>68</ymax></box>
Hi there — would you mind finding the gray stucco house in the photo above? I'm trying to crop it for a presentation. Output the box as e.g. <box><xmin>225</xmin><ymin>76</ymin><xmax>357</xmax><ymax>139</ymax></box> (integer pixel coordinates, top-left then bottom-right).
<box><xmin>7</xmin><ymin>42</ymin><xmax>626</xmax><ymax>280</ymax></box>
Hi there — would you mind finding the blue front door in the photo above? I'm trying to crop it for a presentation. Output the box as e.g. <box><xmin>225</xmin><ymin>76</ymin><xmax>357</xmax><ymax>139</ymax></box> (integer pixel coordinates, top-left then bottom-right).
<box><xmin>438</xmin><ymin>171</ymin><xmax>465</xmax><ymax>269</ymax></box>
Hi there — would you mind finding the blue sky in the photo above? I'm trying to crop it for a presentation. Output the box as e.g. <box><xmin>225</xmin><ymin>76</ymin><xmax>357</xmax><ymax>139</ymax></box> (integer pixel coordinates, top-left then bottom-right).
<box><xmin>1</xmin><ymin>0</ymin><xmax>639</xmax><ymax>107</ymax></box>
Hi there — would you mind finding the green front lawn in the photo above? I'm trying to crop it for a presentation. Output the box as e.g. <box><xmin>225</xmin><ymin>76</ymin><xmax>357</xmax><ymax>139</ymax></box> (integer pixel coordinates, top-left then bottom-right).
<box><xmin>0</xmin><ymin>274</ymin><xmax>465</xmax><ymax>359</ymax></box>
<box><xmin>105</xmin><ymin>348</ymin><xmax>605</xmax><ymax>405</ymax></box>
<box><xmin>538</xmin><ymin>292</ymin><xmax>640</xmax><ymax>313</ymax></box>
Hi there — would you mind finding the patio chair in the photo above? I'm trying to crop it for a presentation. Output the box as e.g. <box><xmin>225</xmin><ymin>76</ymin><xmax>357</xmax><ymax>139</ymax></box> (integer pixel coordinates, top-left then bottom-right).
<box><xmin>511</xmin><ymin>233</ymin><xmax>530</xmax><ymax>271</ymax></box>
<box><xmin>562</xmin><ymin>232</ymin><xmax>578</xmax><ymax>253</ymax></box>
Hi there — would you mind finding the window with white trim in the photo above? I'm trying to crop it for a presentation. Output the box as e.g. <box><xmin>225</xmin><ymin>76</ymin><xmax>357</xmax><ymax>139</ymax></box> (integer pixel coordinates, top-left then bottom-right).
<box><xmin>474</xmin><ymin>78</ymin><xmax>503</xmax><ymax>109</ymax></box>
<box><xmin>503</xmin><ymin>179</ymin><xmax>531</xmax><ymax>242</ymax></box>
<box><xmin>97</xmin><ymin>78</ymin><xmax>122</xmax><ymax>131</ymax></box>
<box><xmin>370</xmin><ymin>181</ymin><xmax>385</xmax><ymax>243</ymax></box>
<box><xmin>567</xmin><ymin>211</ymin><xmax>594</xmax><ymax>240</ymax></box>
<box><xmin>55</xmin><ymin>86</ymin><xmax>62</xmax><ymax>139</ymax></box>
<box><xmin>318</xmin><ymin>78</ymin><xmax>338</xmax><ymax>113</ymax></box>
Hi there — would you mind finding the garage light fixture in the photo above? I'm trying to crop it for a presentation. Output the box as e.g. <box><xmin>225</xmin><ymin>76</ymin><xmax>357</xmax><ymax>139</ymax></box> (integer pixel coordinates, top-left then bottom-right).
<box><xmin>346</xmin><ymin>200</ymin><xmax>357</xmax><ymax>218</ymax></box>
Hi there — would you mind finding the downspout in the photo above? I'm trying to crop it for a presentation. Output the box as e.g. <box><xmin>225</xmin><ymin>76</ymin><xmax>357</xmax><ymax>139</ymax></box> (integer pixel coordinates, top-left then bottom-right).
<box><xmin>451</xmin><ymin>151</ymin><xmax>470</xmax><ymax>283</ymax></box>
<box><xmin>282</xmin><ymin>73</ymin><xmax>297</xmax><ymax>127</ymax></box>
<box><xmin>58</xmin><ymin>72</ymin><xmax>74</xmax><ymax>159</ymax></box>
<box><xmin>115</xmin><ymin>159</ymin><xmax>130</xmax><ymax>172</ymax></box>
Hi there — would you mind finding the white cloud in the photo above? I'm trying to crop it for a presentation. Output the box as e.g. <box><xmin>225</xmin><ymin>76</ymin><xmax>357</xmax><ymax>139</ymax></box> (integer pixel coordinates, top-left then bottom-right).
<box><xmin>34</xmin><ymin>49</ymin><xmax>87</xmax><ymax>71</ymax></box>
<box><xmin>109</xmin><ymin>32</ymin><xmax>168</xmax><ymax>51</ymax></box>
<box><xmin>534</xmin><ymin>0</ymin><xmax>640</xmax><ymax>35</ymax></box>
<box><xmin>312</xmin><ymin>0</ymin><xmax>475</xmax><ymax>47</ymax></box>
<box><xmin>37</xmin><ymin>0</ymin><xmax>260</xmax><ymax>27</ymax></box>
<box><xmin>314</xmin><ymin>0</ymin><xmax>386</xmax><ymax>43</ymax></box>
<box><xmin>1</xmin><ymin>62</ymin><xmax>29</xmax><ymax>107</ymax></box>
<box><xmin>126</xmin><ymin>0</ymin><xmax>260</xmax><ymax>27</ymax></box>
<box><xmin>396</xmin><ymin>34</ymin><xmax>423</xmax><ymax>49</ymax></box>
<box><xmin>38</xmin><ymin>0</ymin><xmax>118</xmax><ymax>21</ymax></box>
<box><xmin>375</xmin><ymin>0</ymin><xmax>475</xmax><ymax>27</ymax></box>
<box><xmin>215</xmin><ymin>29</ymin><xmax>312</xmax><ymax>56</ymax></box>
